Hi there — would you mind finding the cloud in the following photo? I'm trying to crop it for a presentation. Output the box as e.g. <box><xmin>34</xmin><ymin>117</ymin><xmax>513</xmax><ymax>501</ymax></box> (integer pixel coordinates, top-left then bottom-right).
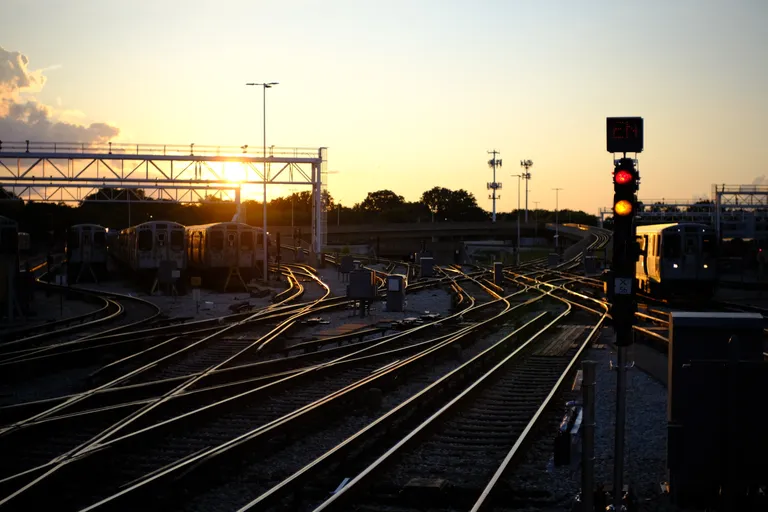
<box><xmin>0</xmin><ymin>46</ymin><xmax>118</xmax><ymax>143</ymax></box>
<box><xmin>752</xmin><ymin>175</ymin><xmax>766</xmax><ymax>185</ymax></box>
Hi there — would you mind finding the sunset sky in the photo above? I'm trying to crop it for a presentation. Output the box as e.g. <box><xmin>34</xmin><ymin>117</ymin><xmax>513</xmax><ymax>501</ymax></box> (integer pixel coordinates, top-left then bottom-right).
<box><xmin>2</xmin><ymin>0</ymin><xmax>767</xmax><ymax>215</ymax></box>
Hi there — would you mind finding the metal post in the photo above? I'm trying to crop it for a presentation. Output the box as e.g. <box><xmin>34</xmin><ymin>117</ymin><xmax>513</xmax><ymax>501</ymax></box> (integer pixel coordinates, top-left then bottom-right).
<box><xmin>246</xmin><ymin>81</ymin><xmax>278</xmax><ymax>282</ymax></box>
<box><xmin>582</xmin><ymin>360</ymin><xmax>596</xmax><ymax>512</ymax></box>
<box><xmin>291</xmin><ymin>192</ymin><xmax>294</xmax><ymax>248</ymax></box>
<box><xmin>512</xmin><ymin>174</ymin><xmax>521</xmax><ymax>266</ymax></box>
<box><xmin>553</xmin><ymin>188</ymin><xmax>563</xmax><ymax>249</ymax></box>
<box><xmin>517</xmin><ymin>176</ymin><xmax>521</xmax><ymax>266</ymax></box>
<box><xmin>613</xmin><ymin>343</ymin><xmax>628</xmax><ymax>509</ymax></box>
<box><xmin>262</xmin><ymin>85</ymin><xmax>268</xmax><ymax>281</ymax></box>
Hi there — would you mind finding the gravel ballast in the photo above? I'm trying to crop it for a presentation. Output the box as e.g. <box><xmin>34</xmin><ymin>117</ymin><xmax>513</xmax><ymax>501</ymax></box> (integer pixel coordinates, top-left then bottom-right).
<box><xmin>506</xmin><ymin>329</ymin><xmax>668</xmax><ymax>510</ymax></box>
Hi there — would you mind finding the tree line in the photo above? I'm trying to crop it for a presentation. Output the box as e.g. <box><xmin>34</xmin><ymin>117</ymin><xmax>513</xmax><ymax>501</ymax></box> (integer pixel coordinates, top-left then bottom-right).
<box><xmin>0</xmin><ymin>185</ymin><xmax>597</xmax><ymax>249</ymax></box>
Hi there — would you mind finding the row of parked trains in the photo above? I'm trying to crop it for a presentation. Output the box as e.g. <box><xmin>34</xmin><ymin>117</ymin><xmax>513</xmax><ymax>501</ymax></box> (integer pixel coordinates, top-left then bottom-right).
<box><xmin>65</xmin><ymin>220</ymin><xmax>272</xmax><ymax>283</ymax></box>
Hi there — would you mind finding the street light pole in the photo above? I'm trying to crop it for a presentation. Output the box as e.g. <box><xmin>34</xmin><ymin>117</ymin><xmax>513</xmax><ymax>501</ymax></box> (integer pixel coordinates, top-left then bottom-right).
<box><xmin>520</xmin><ymin>160</ymin><xmax>533</xmax><ymax>222</ymax></box>
<box><xmin>246</xmin><ymin>81</ymin><xmax>278</xmax><ymax>281</ymax></box>
<box><xmin>553</xmin><ymin>188</ymin><xmax>564</xmax><ymax>250</ymax></box>
<box><xmin>511</xmin><ymin>174</ymin><xmax>522</xmax><ymax>266</ymax></box>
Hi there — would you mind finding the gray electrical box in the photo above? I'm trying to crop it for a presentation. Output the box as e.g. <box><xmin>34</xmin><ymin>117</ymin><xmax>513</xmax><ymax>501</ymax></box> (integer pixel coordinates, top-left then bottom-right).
<box><xmin>340</xmin><ymin>255</ymin><xmax>354</xmax><ymax>273</ymax></box>
<box><xmin>347</xmin><ymin>269</ymin><xmax>376</xmax><ymax>299</ymax></box>
<box><xmin>667</xmin><ymin>312</ymin><xmax>767</xmax><ymax>507</ymax></box>
<box><xmin>420</xmin><ymin>257</ymin><xmax>434</xmax><ymax>278</ymax></box>
<box><xmin>548</xmin><ymin>252</ymin><xmax>560</xmax><ymax>266</ymax></box>
<box><xmin>493</xmin><ymin>262</ymin><xmax>503</xmax><ymax>287</ymax></box>
<box><xmin>583</xmin><ymin>256</ymin><xmax>596</xmax><ymax>274</ymax></box>
<box><xmin>386</xmin><ymin>274</ymin><xmax>407</xmax><ymax>312</ymax></box>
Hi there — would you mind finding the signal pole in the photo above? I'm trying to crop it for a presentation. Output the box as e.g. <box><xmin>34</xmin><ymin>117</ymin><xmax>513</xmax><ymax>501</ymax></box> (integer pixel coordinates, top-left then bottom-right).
<box><xmin>487</xmin><ymin>150</ymin><xmax>502</xmax><ymax>223</ymax></box>
<box><xmin>606</xmin><ymin>116</ymin><xmax>643</xmax><ymax>510</ymax></box>
<box><xmin>520</xmin><ymin>159</ymin><xmax>533</xmax><ymax>222</ymax></box>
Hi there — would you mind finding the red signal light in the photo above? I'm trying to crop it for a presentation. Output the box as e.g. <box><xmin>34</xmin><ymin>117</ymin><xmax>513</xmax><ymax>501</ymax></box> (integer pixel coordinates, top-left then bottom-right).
<box><xmin>614</xmin><ymin>170</ymin><xmax>633</xmax><ymax>184</ymax></box>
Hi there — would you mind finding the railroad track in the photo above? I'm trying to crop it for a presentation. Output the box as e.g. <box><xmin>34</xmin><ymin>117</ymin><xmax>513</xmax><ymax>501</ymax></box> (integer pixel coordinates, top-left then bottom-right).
<box><xmin>231</xmin><ymin>278</ymin><xmax>604</xmax><ymax>511</ymax></box>
<box><xmin>0</xmin><ymin>264</ymin><xmax>540</xmax><ymax>508</ymax></box>
<box><xmin>0</xmin><ymin>243</ymin><xmax>603</xmax><ymax>511</ymax></box>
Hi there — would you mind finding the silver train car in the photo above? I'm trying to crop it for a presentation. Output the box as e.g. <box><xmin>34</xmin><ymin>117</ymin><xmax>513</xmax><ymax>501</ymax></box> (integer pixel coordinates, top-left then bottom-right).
<box><xmin>66</xmin><ymin>223</ymin><xmax>109</xmax><ymax>281</ymax></box>
<box><xmin>115</xmin><ymin>221</ymin><xmax>186</xmax><ymax>274</ymax></box>
<box><xmin>635</xmin><ymin>222</ymin><xmax>717</xmax><ymax>297</ymax></box>
<box><xmin>185</xmin><ymin>222</ymin><xmax>268</xmax><ymax>280</ymax></box>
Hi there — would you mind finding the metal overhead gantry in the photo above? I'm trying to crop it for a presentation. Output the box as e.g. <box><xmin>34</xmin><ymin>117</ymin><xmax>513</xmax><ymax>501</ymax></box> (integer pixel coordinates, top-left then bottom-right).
<box><xmin>598</xmin><ymin>184</ymin><xmax>768</xmax><ymax>241</ymax></box>
<box><xmin>0</xmin><ymin>141</ymin><xmax>329</xmax><ymax>254</ymax></box>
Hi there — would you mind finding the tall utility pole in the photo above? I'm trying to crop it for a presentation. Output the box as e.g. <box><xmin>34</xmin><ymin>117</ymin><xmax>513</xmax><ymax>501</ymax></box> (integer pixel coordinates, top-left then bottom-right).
<box><xmin>553</xmin><ymin>188</ymin><xmax>563</xmax><ymax>249</ymax></box>
<box><xmin>246</xmin><ymin>81</ymin><xmax>278</xmax><ymax>281</ymax></box>
<box><xmin>511</xmin><ymin>174</ymin><xmax>522</xmax><ymax>265</ymax></box>
<box><xmin>487</xmin><ymin>150</ymin><xmax>502</xmax><ymax>223</ymax></box>
<box><xmin>520</xmin><ymin>160</ymin><xmax>533</xmax><ymax>222</ymax></box>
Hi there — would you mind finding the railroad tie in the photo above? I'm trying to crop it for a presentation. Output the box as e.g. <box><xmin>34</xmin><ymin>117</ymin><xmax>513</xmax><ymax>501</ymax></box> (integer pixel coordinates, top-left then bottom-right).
<box><xmin>534</xmin><ymin>325</ymin><xmax>589</xmax><ymax>356</ymax></box>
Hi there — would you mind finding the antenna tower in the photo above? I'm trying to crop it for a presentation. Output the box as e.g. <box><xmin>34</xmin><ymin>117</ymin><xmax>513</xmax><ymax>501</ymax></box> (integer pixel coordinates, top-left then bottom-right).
<box><xmin>487</xmin><ymin>150</ymin><xmax>502</xmax><ymax>223</ymax></box>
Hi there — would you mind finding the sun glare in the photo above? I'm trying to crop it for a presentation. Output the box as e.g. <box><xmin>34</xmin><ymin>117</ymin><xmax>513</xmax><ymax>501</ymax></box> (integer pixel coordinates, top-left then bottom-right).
<box><xmin>224</xmin><ymin>162</ymin><xmax>248</xmax><ymax>183</ymax></box>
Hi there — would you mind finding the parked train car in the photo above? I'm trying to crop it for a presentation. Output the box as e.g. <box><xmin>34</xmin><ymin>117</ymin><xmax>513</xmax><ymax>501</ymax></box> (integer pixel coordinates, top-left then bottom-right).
<box><xmin>66</xmin><ymin>223</ymin><xmax>108</xmax><ymax>282</ymax></box>
<box><xmin>635</xmin><ymin>222</ymin><xmax>717</xmax><ymax>298</ymax></box>
<box><xmin>0</xmin><ymin>216</ymin><xmax>19</xmax><ymax>315</ymax></box>
<box><xmin>114</xmin><ymin>221</ymin><xmax>186</xmax><ymax>276</ymax></box>
<box><xmin>0</xmin><ymin>216</ymin><xmax>19</xmax><ymax>257</ymax></box>
<box><xmin>185</xmin><ymin>222</ymin><xmax>268</xmax><ymax>283</ymax></box>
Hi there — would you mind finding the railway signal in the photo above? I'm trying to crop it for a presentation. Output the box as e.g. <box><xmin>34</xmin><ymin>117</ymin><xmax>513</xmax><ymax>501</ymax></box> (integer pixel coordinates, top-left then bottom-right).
<box><xmin>606</xmin><ymin>116</ymin><xmax>643</xmax><ymax>512</ymax></box>
<box><xmin>610</xmin><ymin>156</ymin><xmax>639</xmax><ymax>343</ymax></box>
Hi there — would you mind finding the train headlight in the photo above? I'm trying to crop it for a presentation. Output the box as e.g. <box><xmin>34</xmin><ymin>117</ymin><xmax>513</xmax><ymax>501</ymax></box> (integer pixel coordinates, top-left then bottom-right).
<box><xmin>703</xmin><ymin>264</ymin><xmax>708</xmax><ymax>269</ymax></box>
<box><xmin>673</xmin><ymin>263</ymin><xmax>678</xmax><ymax>269</ymax></box>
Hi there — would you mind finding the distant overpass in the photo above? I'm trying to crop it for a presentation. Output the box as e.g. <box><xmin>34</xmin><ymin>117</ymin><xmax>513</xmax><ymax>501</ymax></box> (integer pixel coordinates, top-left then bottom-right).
<box><xmin>271</xmin><ymin>221</ymin><xmax>594</xmax><ymax>261</ymax></box>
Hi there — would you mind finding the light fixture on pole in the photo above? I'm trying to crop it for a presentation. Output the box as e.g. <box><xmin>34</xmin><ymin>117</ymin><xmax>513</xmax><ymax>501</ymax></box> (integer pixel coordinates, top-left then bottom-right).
<box><xmin>487</xmin><ymin>150</ymin><xmax>502</xmax><ymax>223</ymax></box>
<box><xmin>510</xmin><ymin>173</ymin><xmax>522</xmax><ymax>266</ymax></box>
<box><xmin>520</xmin><ymin>160</ymin><xmax>533</xmax><ymax>222</ymax></box>
<box><xmin>553</xmin><ymin>187</ymin><xmax>564</xmax><ymax>250</ymax></box>
<box><xmin>246</xmin><ymin>81</ymin><xmax>278</xmax><ymax>281</ymax></box>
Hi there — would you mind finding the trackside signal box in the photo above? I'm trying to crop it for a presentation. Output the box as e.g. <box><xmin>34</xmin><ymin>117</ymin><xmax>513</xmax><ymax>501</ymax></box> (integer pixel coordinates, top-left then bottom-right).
<box><xmin>493</xmin><ymin>262</ymin><xmax>503</xmax><ymax>287</ymax></box>
<box><xmin>348</xmin><ymin>269</ymin><xmax>376</xmax><ymax>299</ymax></box>
<box><xmin>386</xmin><ymin>274</ymin><xmax>407</xmax><ymax>312</ymax></box>
<box><xmin>420</xmin><ymin>257</ymin><xmax>434</xmax><ymax>278</ymax></box>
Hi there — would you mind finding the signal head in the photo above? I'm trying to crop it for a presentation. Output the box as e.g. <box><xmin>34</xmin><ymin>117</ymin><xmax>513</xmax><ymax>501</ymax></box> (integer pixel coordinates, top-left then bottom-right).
<box><xmin>614</xmin><ymin>170</ymin><xmax>633</xmax><ymax>185</ymax></box>
<box><xmin>614</xmin><ymin>199</ymin><xmax>633</xmax><ymax>216</ymax></box>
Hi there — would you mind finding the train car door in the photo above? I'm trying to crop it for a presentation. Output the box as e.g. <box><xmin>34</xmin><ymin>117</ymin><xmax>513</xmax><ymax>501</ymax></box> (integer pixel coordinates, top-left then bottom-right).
<box><xmin>239</xmin><ymin>228</ymin><xmax>254</xmax><ymax>267</ymax></box>
<box><xmin>683</xmin><ymin>228</ymin><xmax>700</xmax><ymax>280</ymax></box>
<box><xmin>225</xmin><ymin>225</ymin><xmax>238</xmax><ymax>267</ymax></box>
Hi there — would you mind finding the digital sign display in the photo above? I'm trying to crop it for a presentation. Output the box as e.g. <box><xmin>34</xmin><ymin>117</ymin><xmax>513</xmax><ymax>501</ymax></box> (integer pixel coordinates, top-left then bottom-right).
<box><xmin>606</xmin><ymin>117</ymin><xmax>643</xmax><ymax>153</ymax></box>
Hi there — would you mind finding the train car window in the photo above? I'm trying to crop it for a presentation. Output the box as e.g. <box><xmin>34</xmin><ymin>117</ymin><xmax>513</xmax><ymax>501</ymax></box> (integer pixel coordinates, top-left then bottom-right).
<box><xmin>655</xmin><ymin>236</ymin><xmax>660</xmax><ymax>256</ymax></box>
<box><xmin>227</xmin><ymin>233</ymin><xmax>237</xmax><ymax>247</ymax></box>
<box><xmin>67</xmin><ymin>230</ymin><xmax>80</xmax><ymax>249</ymax></box>
<box><xmin>171</xmin><ymin>230</ymin><xmax>184</xmax><ymax>250</ymax></box>
<box><xmin>211</xmin><ymin>231</ymin><xmax>224</xmax><ymax>251</ymax></box>
<box><xmin>138</xmin><ymin>230</ymin><xmax>153</xmax><ymax>251</ymax></box>
<box><xmin>93</xmin><ymin>232</ymin><xmax>106</xmax><ymax>245</ymax></box>
<box><xmin>702</xmin><ymin>235</ymin><xmax>717</xmax><ymax>257</ymax></box>
<box><xmin>664</xmin><ymin>234</ymin><xmax>681</xmax><ymax>258</ymax></box>
<box><xmin>241</xmin><ymin>232</ymin><xmax>254</xmax><ymax>249</ymax></box>
<box><xmin>257</xmin><ymin>233</ymin><xmax>263</xmax><ymax>246</ymax></box>
<box><xmin>157</xmin><ymin>233</ymin><xmax>166</xmax><ymax>246</ymax></box>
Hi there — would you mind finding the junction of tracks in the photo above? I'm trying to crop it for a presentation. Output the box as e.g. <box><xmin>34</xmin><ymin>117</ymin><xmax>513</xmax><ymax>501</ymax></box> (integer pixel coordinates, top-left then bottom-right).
<box><xmin>0</xmin><ymin>227</ymin><xmax>766</xmax><ymax>512</ymax></box>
